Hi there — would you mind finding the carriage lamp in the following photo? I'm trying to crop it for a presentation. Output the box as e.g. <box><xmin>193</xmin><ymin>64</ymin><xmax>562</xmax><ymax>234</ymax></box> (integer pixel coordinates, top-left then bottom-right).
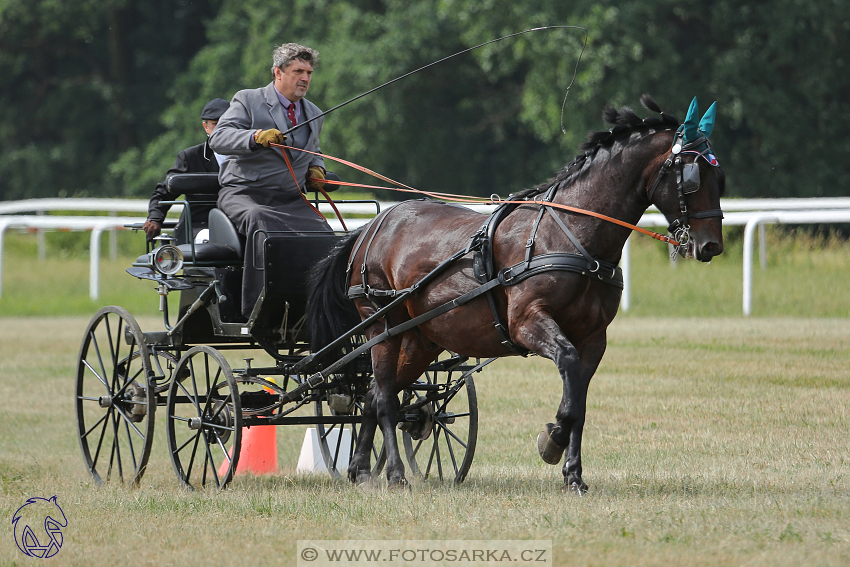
<box><xmin>152</xmin><ymin>245</ymin><xmax>184</xmax><ymax>276</ymax></box>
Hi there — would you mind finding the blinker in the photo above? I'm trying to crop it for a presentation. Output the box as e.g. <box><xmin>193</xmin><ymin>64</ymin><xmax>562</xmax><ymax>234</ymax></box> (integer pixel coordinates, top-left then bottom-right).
<box><xmin>681</xmin><ymin>162</ymin><xmax>700</xmax><ymax>194</ymax></box>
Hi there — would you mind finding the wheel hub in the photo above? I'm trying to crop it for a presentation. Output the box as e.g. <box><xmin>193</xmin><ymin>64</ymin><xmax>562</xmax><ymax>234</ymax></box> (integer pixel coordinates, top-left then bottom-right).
<box><xmin>398</xmin><ymin>397</ymin><xmax>435</xmax><ymax>441</ymax></box>
<box><xmin>125</xmin><ymin>382</ymin><xmax>147</xmax><ymax>422</ymax></box>
<box><xmin>209</xmin><ymin>399</ymin><xmax>233</xmax><ymax>444</ymax></box>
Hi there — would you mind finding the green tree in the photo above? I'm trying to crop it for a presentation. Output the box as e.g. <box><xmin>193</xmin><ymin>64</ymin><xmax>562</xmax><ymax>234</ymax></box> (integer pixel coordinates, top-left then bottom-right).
<box><xmin>2</xmin><ymin>0</ymin><xmax>847</xmax><ymax>201</ymax></box>
<box><xmin>0</xmin><ymin>0</ymin><xmax>218</xmax><ymax>200</ymax></box>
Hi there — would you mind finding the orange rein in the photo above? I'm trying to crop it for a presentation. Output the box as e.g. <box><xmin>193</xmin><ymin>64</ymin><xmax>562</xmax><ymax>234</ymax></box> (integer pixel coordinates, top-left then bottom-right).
<box><xmin>271</xmin><ymin>142</ymin><xmax>679</xmax><ymax>246</ymax></box>
<box><xmin>276</xmin><ymin>144</ymin><xmax>348</xmax><ymax>231</ymax></box>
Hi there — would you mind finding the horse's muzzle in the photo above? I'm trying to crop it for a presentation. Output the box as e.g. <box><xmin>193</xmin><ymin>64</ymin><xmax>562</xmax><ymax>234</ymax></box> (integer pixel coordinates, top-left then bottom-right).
<box><xmin>695</xmin><ymin>239</ymin><xmax>723</xmax><ymax>262</ymax></box>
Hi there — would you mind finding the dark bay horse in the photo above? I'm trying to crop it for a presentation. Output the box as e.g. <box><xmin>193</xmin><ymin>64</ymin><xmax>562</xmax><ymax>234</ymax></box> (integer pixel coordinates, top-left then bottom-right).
<box><xmin>307</xmin><ymin>95</ymin><xmax>725</xmax><ymax>491</ymax></box>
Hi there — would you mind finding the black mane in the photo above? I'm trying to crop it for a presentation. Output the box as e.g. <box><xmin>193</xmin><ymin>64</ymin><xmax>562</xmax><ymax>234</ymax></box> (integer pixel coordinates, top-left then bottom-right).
<box><xmin>518</xmin><ymin>95</ymin><xmax>680</xmax><ymax>199</ymax></box>
<box><xmin>579</xmin><ymin>94</ymin><xmax>679</xmax><ymax>153</ymax></box>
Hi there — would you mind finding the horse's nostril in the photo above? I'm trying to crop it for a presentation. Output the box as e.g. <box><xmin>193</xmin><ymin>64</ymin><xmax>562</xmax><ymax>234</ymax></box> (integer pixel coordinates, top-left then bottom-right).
<box><xmin>700</xmin><ymin>241</ymin><xmax>723</xmax><ymax>259</ymax></box>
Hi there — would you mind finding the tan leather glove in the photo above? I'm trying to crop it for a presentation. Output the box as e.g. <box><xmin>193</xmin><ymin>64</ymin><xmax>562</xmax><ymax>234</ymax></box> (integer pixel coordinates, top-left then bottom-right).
<box><xmin>306</xmin><ymin>166</ymin><xmax>326</xmax><ymax>191</ymax></box>
<box><xmin>142</xmin><ymin>220</ymin><xmax>161</xmax><ymax>241</ymax></box>
<box><xmin>254</xmin><ymin>129</ymin><xmax>286</xmax><ymax>147</ymax></box>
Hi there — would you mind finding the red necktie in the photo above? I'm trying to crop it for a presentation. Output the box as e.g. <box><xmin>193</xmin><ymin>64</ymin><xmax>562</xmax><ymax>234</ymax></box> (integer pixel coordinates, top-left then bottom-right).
<box><xmin>286</xmin><ymin>103</ymin><xmax>296</xmax><ymax>126</ymax></box>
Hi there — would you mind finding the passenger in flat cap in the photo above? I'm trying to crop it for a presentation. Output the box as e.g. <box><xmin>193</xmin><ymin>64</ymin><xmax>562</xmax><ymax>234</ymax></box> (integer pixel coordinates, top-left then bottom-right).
<box><xmin>143</xmin><ymin>97</ymin><xmax>231</xmax><ymax>244</ymax></box>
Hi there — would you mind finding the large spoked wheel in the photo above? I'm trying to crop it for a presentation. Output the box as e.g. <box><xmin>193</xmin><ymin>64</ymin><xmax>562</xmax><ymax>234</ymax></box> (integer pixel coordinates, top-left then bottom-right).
<box><xmin>315</xmin><ymin>388</ymin><xmax>386</xmax><ymax>479</ymax></box>
<box><xmin>75</xmin><ymin>306</ymin><xmax>155</xmax><ymax>486</ymax></box>
<box><xmin>166</xmin><ymin>346</ymin><xmax>242</xmax><ymax>490</ymax></box>
<box><xmin>401</xmin><ymin>358</ymin><xmax>479</xmax><ymax>483</ymax></box>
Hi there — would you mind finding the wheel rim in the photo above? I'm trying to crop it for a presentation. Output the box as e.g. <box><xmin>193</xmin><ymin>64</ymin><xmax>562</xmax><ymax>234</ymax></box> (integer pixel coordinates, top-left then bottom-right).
<box><xmin>315</xmin><ymin>391</ymin><xmax>386</xmax><ymax>479</ymax></box>
<box><xmin>402</xmin><ymin>358</ymin><xmax>478</xmax><ymax>484</ymax></box>
<box><xmin>166</xmin><ymin>346</ymin><xmax>242</xmax><ymax>490</ymax></box>
<box><xmin>75</xmin><ymin>306</ymin><xmax>155</xmax><ymax>486</ymax></box>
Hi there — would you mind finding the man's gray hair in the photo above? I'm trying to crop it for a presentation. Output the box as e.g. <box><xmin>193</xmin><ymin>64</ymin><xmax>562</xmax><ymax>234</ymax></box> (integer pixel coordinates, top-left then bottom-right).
<box><xmin>271</xmin><ymin>43</ymin><xmax>319</xmax><ymax>74</ymax></box>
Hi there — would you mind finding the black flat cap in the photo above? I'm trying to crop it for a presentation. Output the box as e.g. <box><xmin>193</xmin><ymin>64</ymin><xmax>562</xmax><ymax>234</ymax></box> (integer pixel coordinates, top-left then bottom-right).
<box><xmin>201</xmin><ymin>98</ymin><xmax>230</xmax><ymax>120</ymax></box>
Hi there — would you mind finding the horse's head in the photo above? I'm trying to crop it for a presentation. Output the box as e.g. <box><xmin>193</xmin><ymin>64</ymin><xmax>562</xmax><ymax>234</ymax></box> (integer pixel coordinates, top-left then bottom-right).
<box><xmin>646</xmin><ymin>97</ymin><xmax>725</xmax><ymax>262</ymax></box>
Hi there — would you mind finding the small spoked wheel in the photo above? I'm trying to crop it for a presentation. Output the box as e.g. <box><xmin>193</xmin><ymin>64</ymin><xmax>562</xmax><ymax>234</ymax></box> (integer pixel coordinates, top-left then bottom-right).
<box><xmin>166</xmin><ymin>346</ymin><xmax>242</xmax><ymax>490</ymax></box>
<box><xmin>401</xmin><ymin>357</ymin><xmax>479</xmax><ymax>483</ymax></box>
<box><xmin>314</xmin><ymin>388</ymin><xmax>386</xmax><ymax>479</ymax></box>
<box><xmin>75</xmin><ymin>306</ymin><xmax>155</xmax><ymax>486</ymax></box>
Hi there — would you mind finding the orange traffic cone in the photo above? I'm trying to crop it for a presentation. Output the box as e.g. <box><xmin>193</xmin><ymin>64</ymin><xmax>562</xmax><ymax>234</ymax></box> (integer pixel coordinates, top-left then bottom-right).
<box><xmin>218</xmin><ymin>378</ymin><xmax>279</xmax><ymax>479</ymax></box>
<box><xmin>219</xmin><ymin>424</ymin><xmax>278</xmax><ymax>478</ymax></box>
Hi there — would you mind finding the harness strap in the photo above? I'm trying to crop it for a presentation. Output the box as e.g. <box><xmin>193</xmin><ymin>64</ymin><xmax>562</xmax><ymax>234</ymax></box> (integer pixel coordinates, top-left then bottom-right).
<box><xmin>689</xmin><ymin>209</ymin><xmax>724</xmax><ymax>219</ymax></box>
<box><xmin>320</xmin><ymin>250</ymin><xmax>623</xmax><ymax>380</ymax></box>
<box><xmin>545</xmin><ymin>206</ymin><xmax>595</xmax><ymax>264</ymax></box>
<box><xmin>348</xmin><ymin>204</ymin><xmax>402</xmax><ymax>289</ymax></box>
<box><xmin>480</xmin><ymin>190</ymin><xmax>552</xmax><ymax>356</ymax></box>
<box><xmin>499</xmin><ymin>253</ymin><xmax>623</xmax><ymax>289</ymax></box>
<box><xmin>668</xmin><ymin>208</ymin><xmax>724</xmax><ymax>233</ymax></box>
<box><xmin>483</xmin><ymin>284</ymin><xmax>529</xmax><ymax>356</ymax></box>
<box><xmin>525</xmin><ymin>206</ymin><xmax>547</xmax><ymax>269</ymax></box>
<box><xmin>647</xmin><ymin>156</ymin><xmax>674</xmax><ymax>202</ymax></box>
<box><xmin>313</xmin><ymin>277</ymin><xmax>507</xmax><ymax>380</ymax></box>
<box><xmin>346</xmin><ymin>205</ymin><xmax>401</xmax><ymax>275</ymax></box>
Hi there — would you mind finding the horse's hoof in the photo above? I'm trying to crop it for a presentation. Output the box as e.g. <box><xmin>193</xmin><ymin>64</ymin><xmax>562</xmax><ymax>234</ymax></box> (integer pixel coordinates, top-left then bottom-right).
<box><xmin>537</xmin><ymin>423</ymin><xmax>566</xmax><ymax>465</ymax></box>
<box><xmin>386</xmin><ymin>478</ymin><xmax>410</xmax><ymax>491</ymax></box>
<box><xmin>562</xmin><ymin>480</ymin><xmax>589</xmax><ymax>496</ymax></box>
<box><xmin>355</xmin><ymin>476</ymin><xmax>379</xmax><ymax>492</ymax></box>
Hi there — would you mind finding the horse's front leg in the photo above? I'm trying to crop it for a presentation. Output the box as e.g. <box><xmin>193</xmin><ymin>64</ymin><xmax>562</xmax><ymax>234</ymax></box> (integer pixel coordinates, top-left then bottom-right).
<box><xmin>516</xmin><ymin>313</ymin><xmax>606</xmax><ymax>492</ymax></box>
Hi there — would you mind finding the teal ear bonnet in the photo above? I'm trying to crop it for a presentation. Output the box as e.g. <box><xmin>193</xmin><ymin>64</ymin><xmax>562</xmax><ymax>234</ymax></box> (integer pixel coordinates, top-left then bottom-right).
<box><xmin>680</xmin><ymin>97</ymin><xmax>719</xmax><ymax>165</ymax></box>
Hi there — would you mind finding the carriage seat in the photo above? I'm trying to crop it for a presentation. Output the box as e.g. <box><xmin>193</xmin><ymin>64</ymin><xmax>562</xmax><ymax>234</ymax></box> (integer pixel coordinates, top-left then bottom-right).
<box><xmin>137</xmin><ymin>208</ymin><xmax>243</xmax><ymax>268</ymax></box>
<box><xmin>177</xmin><ymin>208</ymin><xmax>244</xmax><ymax>264</ymax></box>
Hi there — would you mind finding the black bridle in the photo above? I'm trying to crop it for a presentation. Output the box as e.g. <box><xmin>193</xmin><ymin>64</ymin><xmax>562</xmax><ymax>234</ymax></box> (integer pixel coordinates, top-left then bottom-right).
<box><xmin>647</xmin><ymin>130</ymin><xmax>724</xmax><ymax>252</ymax></box>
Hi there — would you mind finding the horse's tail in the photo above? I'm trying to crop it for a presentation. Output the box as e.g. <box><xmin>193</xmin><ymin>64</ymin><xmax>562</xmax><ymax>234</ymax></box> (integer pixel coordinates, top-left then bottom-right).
<box><xmin>306</xmin><ymin>227</ymin><xmax>365</xmax><ymax>360</ymax></box>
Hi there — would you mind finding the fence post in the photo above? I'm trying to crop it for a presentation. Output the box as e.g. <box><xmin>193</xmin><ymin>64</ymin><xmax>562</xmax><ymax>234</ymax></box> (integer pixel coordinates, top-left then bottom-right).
<box><xmin>743</xmin><ymin>215</ymin><xmax>777</xmax><ymax>316</ymax></box>
<box><xmin>37</xmin><ymin>210</ymin><xmax>46</xmax><ymax>262</ymax></box>
<box><xmin>0</xmin><ymin>219</ymin><xmax>12</xmax><ymax>299</ymax></box>
<box><xmin>90</xmin><ymin>225</ymin><xmax>106</xmax><ymax>300</ymax></box>
<box><xmin>621</xmin><ymin>235</ymin><xmax>631</xmax><ymax>312</ymax></box>
<box><xmin>109</xmin><ymin>210</ymin><xmax>118</xmax><ymax>261</ymax></box>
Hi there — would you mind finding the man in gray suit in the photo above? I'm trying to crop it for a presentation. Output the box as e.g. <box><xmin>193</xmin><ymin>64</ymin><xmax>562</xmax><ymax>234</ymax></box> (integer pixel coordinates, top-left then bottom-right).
<box><xmin>209</xmin><ymin>43</ymin><xmax>331</xmax><ymax>318</ymax></box>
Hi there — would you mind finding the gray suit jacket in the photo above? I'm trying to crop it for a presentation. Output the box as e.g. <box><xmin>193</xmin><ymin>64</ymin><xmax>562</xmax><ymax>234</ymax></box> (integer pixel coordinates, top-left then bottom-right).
<box><xmin>209</xmin><ymin>82</ymin><xmax>324</xmax><ymax>192</ymax></box>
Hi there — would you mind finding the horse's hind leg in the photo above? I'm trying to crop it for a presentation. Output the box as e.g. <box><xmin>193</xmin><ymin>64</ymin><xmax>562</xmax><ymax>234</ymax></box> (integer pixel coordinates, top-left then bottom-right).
<box><xmin>348</xmin><ymin>381</ymin><xmax>378</xmax><ymax>484</ymax></box>
<box><xmin>368</xmin><ymin>332</ymin><xmax>436</xmax><ymax>489</ymax></box>
<box><xmin>368</xmin><ymin>338</ymin><xmax>408</xmax><ymax>488</ymax></box>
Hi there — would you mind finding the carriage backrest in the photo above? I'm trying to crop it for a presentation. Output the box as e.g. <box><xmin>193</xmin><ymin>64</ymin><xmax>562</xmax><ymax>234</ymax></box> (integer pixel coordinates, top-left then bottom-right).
<box><xmin>208</xmin><ymin>208</ymin><xmax>243</xmax><ymax>258</ymax></box>
<box><xmin>165</xmin><ymin>173</ymin><xmax>221</xmax><ymax>194</ymax></box>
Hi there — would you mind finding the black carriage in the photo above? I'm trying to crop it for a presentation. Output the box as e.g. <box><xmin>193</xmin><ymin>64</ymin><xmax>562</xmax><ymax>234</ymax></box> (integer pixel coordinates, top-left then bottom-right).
<box><xmin>74</xmin><ymin>173</ymin><xmax>482</xmax><ymax>489</ymax></box>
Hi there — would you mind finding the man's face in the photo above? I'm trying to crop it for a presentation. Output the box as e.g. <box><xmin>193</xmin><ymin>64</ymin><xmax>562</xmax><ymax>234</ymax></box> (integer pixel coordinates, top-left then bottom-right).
<box><xmin>274</xmin><ymin>59</ymin><xmax>313</xmax><ymax>102</ymax></box>
<box><xmin>202</xmin><ymin>120</ymin><xmax>218</xmax><ymax>136</ymax></box>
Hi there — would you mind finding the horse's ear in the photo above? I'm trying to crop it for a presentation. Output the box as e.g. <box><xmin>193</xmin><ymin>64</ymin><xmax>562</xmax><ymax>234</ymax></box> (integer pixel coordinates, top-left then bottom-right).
<box><xmin>683</xmin><ymin>97</ymin><xmax>700</xmax><ymax>142</ymax></box>
<box><xmin>699</xmin><ymin>101</ymin><xmax>717</xmax><ymax>138</ymax></box>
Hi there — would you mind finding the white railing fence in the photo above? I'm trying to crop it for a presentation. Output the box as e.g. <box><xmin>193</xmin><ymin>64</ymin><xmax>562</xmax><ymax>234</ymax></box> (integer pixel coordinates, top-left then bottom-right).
<box><xmin>1</xmin><ymin>198</ymin><xmax>849</xmax><ymax>312</ymax></box>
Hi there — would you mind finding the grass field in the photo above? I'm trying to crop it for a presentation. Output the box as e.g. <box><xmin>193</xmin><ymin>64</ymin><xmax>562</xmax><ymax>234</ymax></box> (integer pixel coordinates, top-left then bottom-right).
<box><xmin>0</xmin><ymin>315</ymin><xmax>847</xmax><ymax>566</ymax></box>
<box><xmin>0</xmin><ymin>227</ymin><xmax>848</xmax><ymax>565</ymax></box>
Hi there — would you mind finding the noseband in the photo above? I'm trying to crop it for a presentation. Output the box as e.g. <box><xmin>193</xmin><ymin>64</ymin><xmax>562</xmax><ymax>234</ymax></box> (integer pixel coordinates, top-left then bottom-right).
<box><xmin>647</xmin><ymin>130</ymin><xmax>724</xmax><ymax>253</ymax></box>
